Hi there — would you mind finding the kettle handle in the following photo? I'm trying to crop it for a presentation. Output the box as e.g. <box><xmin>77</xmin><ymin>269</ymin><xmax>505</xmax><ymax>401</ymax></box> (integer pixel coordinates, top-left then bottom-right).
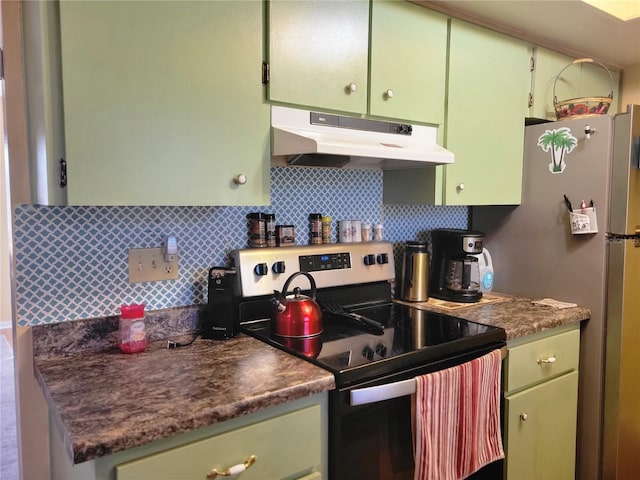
<box><xmin>281</xmin><ymin>271</ymin><xmax>317</xmax><ymax>300</ymax></box>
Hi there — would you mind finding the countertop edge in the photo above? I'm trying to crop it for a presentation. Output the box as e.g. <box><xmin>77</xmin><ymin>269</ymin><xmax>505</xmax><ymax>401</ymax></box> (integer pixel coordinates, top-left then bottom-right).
<box><xmin>69</xmin><ymin>377</ymin><xmax>336</xmax><ymax>464</ymax></box>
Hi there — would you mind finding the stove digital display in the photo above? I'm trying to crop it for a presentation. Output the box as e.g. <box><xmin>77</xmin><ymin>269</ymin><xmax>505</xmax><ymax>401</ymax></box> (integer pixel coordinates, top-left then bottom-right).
<box><xmin>299</xmin><ymin>252</ymin><xmax>351</xmax><ymax>272</ymax></box>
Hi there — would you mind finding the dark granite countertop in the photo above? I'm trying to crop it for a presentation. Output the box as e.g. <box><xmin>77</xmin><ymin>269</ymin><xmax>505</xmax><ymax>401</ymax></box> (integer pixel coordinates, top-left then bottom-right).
<box><xmin>32</xmin><ymin>307</ymin><xmax>335</xmax><ymax>465</ymax></box>
<box><xmin>33</xmin><ymin>295</ymin><xmax>590</xmax><ymax>465</ymax></box>
<box><xmin>396</xmin><ymin>292</ymin><xmax>591</xmax><ymax>340</ymax></box>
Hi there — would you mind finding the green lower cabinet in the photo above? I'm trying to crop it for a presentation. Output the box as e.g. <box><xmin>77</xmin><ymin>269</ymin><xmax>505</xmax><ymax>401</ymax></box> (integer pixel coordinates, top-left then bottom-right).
<box><xmin>117</xmin><ymin>405</ymin><xmax>322</xmax><ymax>480</ymax></box>
<box><xmin>503</xmin><ymin>324</ymin><xmax>580</xmax><ymax>480</ymax></box>
<box><xmin>504</xmin><ymin>371</ymin><xmax>578</xmax><ymax>480</ymax></box>
<box><xmin>50</xmin><ymin>394</ymin><xmax>327</xmax><ymax>480</ymax></box>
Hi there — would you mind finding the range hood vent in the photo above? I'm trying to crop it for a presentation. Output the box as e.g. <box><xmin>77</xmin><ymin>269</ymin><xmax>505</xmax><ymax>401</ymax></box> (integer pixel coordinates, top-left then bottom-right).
<box><xmin>271</xmin><ymin>106</ymin><xmax>454</xmax><ymax>169</ymax></box>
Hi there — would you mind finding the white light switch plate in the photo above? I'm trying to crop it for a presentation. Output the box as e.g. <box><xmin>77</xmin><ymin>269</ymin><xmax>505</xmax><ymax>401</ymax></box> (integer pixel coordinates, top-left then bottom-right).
<box><xmin>128</xmin><ymin>247</ymin><xmax>179</xmax><ymax>283</ymax></box>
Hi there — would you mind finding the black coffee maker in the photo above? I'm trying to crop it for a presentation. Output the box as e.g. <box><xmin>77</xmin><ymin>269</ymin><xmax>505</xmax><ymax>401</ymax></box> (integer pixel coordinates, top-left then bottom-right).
<box><xmin>429</xmin><ymin>228</ymin><xmax>484</xmax><ymax>303</ymax></box>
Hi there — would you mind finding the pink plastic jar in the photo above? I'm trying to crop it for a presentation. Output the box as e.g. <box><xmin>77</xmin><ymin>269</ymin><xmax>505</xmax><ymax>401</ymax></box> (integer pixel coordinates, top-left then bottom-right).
<box><xmin>118</xmin><ymin>304</ymin><xmax>147</xmax><ymax>353</ymax></box>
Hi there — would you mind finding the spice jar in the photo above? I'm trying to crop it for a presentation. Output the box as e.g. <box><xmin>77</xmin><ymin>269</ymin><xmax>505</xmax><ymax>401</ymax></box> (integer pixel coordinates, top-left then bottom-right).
<box><xmin>374</xmin><ymin>223</ymin><xmax>384</xmax><ymax>241</ymax></box>
<box><xmin>309</xmin><ymin>213</ymin><xmax>322</xmax><ymax>245</ymax></box>
<box><xmin>246</xmin><ymin>213</ymin><xmax>266</xmax><ymax>248</ymax></box>
<box><xmin>265</xmin><ymin>213</ymin><xmax>276</xmax><ymax>247</ymax></box>
<box><xmin>362</xmin><ymin>223</ymin><xmax>372</xmax><ymax>242</ymax></box>
<box><xmin>118</xmin><ymin>304</ymin><xmax>147</xmax><ymax>353</ymax></box>
<box><xmin>322</xmin><ymin>216</ymin><xmax>332</xmax><ymax>244</ymax></box>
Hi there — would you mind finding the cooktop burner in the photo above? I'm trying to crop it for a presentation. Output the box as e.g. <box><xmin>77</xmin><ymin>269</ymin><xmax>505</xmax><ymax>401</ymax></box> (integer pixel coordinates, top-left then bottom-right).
<box><xmin>242</xmin><ymin>302</ymin><xmax>505</xmax><ymax>387</ymax></box>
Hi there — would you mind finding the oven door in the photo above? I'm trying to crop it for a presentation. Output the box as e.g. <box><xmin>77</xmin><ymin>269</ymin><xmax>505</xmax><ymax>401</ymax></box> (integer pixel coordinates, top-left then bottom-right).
<box><xmin>328</xmin><ymin>344</ymin><xmax>505</xmax><ymax>480</ymax></box>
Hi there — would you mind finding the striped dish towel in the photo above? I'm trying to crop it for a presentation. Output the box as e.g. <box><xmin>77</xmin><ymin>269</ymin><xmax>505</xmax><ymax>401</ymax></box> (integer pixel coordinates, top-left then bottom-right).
<box><xmin>413</xmin><ymin>349</ymin><xmax>504</xmax><ymax>480</ymax></box>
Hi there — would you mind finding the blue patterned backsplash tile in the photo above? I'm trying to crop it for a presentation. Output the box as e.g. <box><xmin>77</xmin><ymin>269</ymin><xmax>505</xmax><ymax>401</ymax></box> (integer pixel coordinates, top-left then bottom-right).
<box><xmin>14</xmin><ymin>166</ymin><xmax>467</xmax><ymax>326</ymax></box>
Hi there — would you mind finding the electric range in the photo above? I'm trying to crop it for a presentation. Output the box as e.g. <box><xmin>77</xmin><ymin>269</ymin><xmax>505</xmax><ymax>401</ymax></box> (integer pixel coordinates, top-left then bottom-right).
<box><xmin>229</xmin><ymin>242</ymin><xmax>505</xmax><ymax>387</ymax></box>
<box><xmin>224</xmin><ymin>242</ymin><xmax>506</xmax><ymax>479</ymax></box>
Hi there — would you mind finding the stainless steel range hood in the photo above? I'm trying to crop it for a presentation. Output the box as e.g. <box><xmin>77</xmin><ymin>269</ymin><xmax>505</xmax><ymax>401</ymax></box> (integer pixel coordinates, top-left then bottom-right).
<box><xmin>271</xmin><ymin>106</ymin><xmax>454</xmax><ymax>169</ymax></box>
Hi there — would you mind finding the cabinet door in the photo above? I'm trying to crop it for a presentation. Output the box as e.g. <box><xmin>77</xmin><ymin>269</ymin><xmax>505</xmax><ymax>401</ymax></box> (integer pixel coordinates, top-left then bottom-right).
<box><xmin>445</xmin><ymin>19</ymin><xmax>529</xmax><ymax>205</ymax></box>
<box><xmin>369</xmin><ymin>1</ymin><xmax>447</xmax><ymax>125</ymax></box>
<box><xmin>116</xmin><ymin>405</ymin><xmax>322</xmax><ymax>480</ymax></box>
<box><xmin>59</xmin><ymin>1</ymin><xmax>269</xmax><ymax>206</ymax></box>
<box><xmin>505</xmin><ymin>371</ymin><xmax>578</xmax><ymax>480</ymax></box>
<box><xmin>267</xmin><ymin>0</ymin><xmax>369</xmax><ymax>115</ymax></box>
<box><xmin>530</xmin><ymin>47</ymin><xmax>620</xmax><ymax>121</ymax></box>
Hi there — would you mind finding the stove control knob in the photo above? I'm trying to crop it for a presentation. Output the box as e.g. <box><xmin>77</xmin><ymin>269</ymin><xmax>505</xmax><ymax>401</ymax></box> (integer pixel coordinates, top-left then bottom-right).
<box><xmin>375</xmin><ymin>343</ymin><xmax>388</xmax><ymax>358</ymax></box>
<box><xmin>376</xmin><ymin>253</ymin><xmax>389</xmax><ymax>265</ymax></box>
<box><xmin>364</xmin><ymin>254</ymin><xmax>376</xmax><ymax>266</ymax></box>
<box><xmin>254</xmin><ymin>263</ymin><xmax>268</xmax><ymax>276</ymax></box>
<box><xmin>362</xmin><ymin>346</ymin><xmax>375</xmax><ymax>361</ymax></box>
<box><xmin>272</xmin><ymin>261</ymin><xmax>286</xmax><ymax>274</ymax></box>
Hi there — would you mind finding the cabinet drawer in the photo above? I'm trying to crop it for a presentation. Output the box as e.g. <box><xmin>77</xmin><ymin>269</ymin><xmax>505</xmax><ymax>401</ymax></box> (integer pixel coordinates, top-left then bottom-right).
<box><xmin>116</xmin><ymin>405</ymin><xmax>321</xmax><ymax>480</ymax></box>
<box><xmin>505</xmin><ymin>328</ymin><xmax>579</xmax><ymax>393</ymax></box>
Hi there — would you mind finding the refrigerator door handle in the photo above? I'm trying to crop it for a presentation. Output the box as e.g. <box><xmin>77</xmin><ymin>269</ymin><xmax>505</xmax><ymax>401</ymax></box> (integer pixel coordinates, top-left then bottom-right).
<box><xmin>605</xmin><ymin>232</ymin><xmax>640</xmax><ymax>245</ymax></box>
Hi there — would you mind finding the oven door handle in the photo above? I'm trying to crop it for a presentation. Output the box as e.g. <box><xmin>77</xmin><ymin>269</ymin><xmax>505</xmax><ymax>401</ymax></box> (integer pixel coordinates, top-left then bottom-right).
<box><xmin>350</xmin><ymin>378</ymin><xmax>416</xmax><ymax>406</ymax></box>
<box><xmin>350</xmin><ymin>346</ymin><xmax>507</xmax><ymax>406</ymax></box>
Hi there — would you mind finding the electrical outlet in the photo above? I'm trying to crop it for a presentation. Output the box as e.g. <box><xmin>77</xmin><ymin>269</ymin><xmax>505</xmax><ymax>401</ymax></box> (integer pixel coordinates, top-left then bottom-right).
<box><xmin>128</xmin><ymin>247</ymin><xmax>179</xmax><ymax>283</ymax></box>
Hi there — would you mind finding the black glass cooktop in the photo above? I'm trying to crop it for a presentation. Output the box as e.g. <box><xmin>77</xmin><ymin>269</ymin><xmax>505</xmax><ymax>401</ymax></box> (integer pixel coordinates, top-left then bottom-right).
<box><xmin>241</xmin><ymin>302</ymin><xmax>506</xmax><ymax>387</ymax></box>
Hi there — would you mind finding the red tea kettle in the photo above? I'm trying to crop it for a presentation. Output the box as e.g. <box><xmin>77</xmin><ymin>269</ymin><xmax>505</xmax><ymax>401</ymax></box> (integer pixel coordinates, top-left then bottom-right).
<box><xmin>271</xmin><ymin>271</ymin><xmax>323</xmax><ymax>338</ymax></box>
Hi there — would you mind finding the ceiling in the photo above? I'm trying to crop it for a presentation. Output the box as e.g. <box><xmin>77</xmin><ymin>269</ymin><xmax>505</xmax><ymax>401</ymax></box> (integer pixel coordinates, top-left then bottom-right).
<box><xmin>417</xmin><ymin>1</ymin><xmax>640</xmax><ymax>69</ymax></box>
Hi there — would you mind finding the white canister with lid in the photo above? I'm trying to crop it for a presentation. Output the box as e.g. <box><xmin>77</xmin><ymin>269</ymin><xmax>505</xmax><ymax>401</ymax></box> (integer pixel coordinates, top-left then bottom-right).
<box><xmin>339</xmin><ymin>220</ymin><xmax>353</xmax><ymax>243</ymax></box>
<box><xmin>351</xmin><ymin>220</ymin><xmax>362</xmax><ymax>242</ymax></box>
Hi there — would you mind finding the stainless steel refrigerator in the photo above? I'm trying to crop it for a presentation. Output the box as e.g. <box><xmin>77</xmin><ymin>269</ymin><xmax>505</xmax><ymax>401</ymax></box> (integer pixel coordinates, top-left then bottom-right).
<box><xmin>472</xmin><ymin>105</ymin><xmax>640</xmax><ymax>480</ymax></box>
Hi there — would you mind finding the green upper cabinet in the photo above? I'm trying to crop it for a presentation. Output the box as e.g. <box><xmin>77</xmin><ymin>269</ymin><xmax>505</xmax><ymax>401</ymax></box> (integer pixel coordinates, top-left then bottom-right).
<box><xmin>444</xmin><ymin>19</ymin><xmax>529</xmax><ymax>205</ymax></box>
<box><xmin>529</xmin><ymin>47</ymin><xmax>620</xmax><ymax>121</ymax></box>
<box><xmin>369</xmin><ymin>1</ymin><xmax>447</xmax><ymax>125</ymax></box>
<box><xmin>267</xmin><ymin>0</ymin><xmax>447</xmax><ymax>126</ymax></box>
<box><xmin>58</xmin><ymin>0</ymin><xmax>269</xmax><ymax>206</ymax></box>
<box><xmin>384</xmin><ymin>18</ymin><xmax>529</xmax><ymax>206</ymax></box>
<box><xmin>266</xmin><ymin>0</ymin><xmax>370</xmax><ymax>115</ymax></box>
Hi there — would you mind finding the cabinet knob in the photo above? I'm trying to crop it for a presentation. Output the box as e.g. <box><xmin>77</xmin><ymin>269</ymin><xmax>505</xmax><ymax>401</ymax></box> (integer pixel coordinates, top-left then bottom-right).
<box><xmin>537</xmin><ymin>355</ymin><xmax>557</xmax><ymax>365</ymax></box>
<box><xmin>457</xmin><ymin>183</ymin><xmax>465</xmax><ymax>191</ymax></box>
<box><xmin>385</xmin><ymin>89</ymin><xmax>394</xmax><ymax>99</ymax></box>
<box><xmin>347</xmin><ymin>82</ymin><xmax>358</xmax><ymax>93</ymax></box>
<box><xmin>520</xmin><ymin>412</ymin><xmax>528</xmax><ymax>422</ymax></box>
<box><xmin>233</xmin><ymin>174</ymin><xmax>247</xmax><ymax>185</ymax></box>
<box><xmin>207</xmin><ymin>454</ymin><xmax>257</xmax><ymax>478</ymax></box>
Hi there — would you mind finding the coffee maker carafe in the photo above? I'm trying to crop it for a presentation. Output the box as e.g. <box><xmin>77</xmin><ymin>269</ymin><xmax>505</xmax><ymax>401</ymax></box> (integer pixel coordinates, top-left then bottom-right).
<box><xmin>429</xmin><ymin>228</ymin><xmax>484</xmax><ymax>303</ymax></box>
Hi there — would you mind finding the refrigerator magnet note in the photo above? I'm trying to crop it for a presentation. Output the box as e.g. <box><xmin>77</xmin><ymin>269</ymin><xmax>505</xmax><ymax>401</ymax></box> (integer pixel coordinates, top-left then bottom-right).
<box><xmin>570</xmin><ymin>207</ymin><xmax>598</xmax><ymax>234</ymax></box>
<box><xmin>537</xmin><ymin>127</ymin><xmax>578</xmax><ymax>174</ymax></box>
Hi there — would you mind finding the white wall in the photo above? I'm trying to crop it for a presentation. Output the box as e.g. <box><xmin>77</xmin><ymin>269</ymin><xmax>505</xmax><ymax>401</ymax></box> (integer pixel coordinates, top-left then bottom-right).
<box><xmin>1</xmin><ymin>88</ymin><xmax>10</xmax><ymax>324</ymax></box>
<box><xmin>2</xmin><ymin>2</ymin><xmax>51</xmax><ymax>480</ymax></box>
<box><xmin>620</xmin><ymin>63</ymin><xmax>640</xmax><ymax>107</ymax></box>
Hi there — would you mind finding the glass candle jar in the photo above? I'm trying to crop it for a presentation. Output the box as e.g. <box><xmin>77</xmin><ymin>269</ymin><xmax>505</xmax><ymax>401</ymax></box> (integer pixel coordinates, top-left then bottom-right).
<box><xmin>118</xmin><ymin>304</ymin><xmax>147</xmax><ymax>353</ymax></box>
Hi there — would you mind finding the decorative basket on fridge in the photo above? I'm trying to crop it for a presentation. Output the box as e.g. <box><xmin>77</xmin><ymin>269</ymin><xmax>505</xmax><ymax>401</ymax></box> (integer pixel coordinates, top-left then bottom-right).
<box><xmin>553</xmin><ymin>58</ymin><xmax>614</xmax><ymax>121</ymax></box>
